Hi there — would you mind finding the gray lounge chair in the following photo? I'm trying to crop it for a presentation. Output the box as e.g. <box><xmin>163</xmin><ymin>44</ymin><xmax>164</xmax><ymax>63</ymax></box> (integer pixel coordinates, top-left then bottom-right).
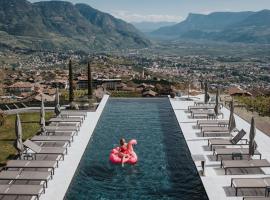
<box><xmin>202</xmin><ymin>126</ymin><xmax>230</xmax><ymax>137</ymax></box>
<box><xmin>45</xmin><ymin>131</ymin><xmax>77</xmax><ymax>139</ymax></box>
<box><xmin>208</xmin><ymin>129</ymin><xmax>248</xmax><ymax>150</ymax></box>
<box><xmin>188</xmin><ymin>105</ymin><xmax>215</xmax><ymax>111</ymax></box>
<box><xmin>197</xmin><ymin>119</ymin><xmax>229</xmax><ymax>125</ymax></box>
<box><xmin>60</xmin><ymin>111</ymin><xmax>87</xmax><ymax>119</ymax></box>
<box><xmin>31</xmin><ymin>135</ymin><xmax>73</xmax><ymax>146</ymax></box>
<box><xmin>23</xmin><ymin>140</ymin><xmax>67</xmax><ymax>160</ymax></box>
<box><xmin>194</xmin><ymin>102</ymin><xmax>217</xmax><ymax>106</ymax></box>
<box><xmin>50</xmin><ymin>122</ymin><xmax>80</xmax><ymax>127</ymax></box>
<box><xmin>191</xmin><ymin>110</ymin><xmax>215</xmax><ymax>118</ymax></box>
<box><xmin>0</xmin><ymin>171</ymin><xmax>51</xmax><ymax>188</ymax></box>
<box><xmin>44</xmin><ymin>126</ymin><xmax>79</xmax><ymax>134</ymax></box>
<box><xmin>0</xmin><ymin>184</ymin><xmax>44</xmax><ymax>200</ymax></box>
<box><xmin>231</xmin><ymin>177</ymin><xmax>270</xmax><ymax>196</ymax></box>
<box><xmin>4</xmin><ymin>160</ymin><xmax>58</xmax><ymax>175</ymax></box>
<box><xmin>214</xmin><ymin>148</ymin><xmax>261</xmax><ymax>161</ymax></box>
<box><xmin>243</xmin><ymin>197</ymin><xmax>270</xmax><ymax>200</ymax></box>
<box><xmin>49</xmin><ymin>117</ymin><xmax>83</xmax><ymax>125</ymax></box>
<box><xmin>200</xmin><ymin>123</ymin><xmax>229</xmax><ymax>130</ymax></box>
<box><xmin>221</xmin><ymin>159</ymin><xmax>270</xmax><ymax>175</ymax></box>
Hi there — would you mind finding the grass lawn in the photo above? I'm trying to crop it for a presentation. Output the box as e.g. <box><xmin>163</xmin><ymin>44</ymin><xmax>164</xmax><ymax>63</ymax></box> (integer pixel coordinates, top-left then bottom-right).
<box><xmin>0</xmin><ymin>112</ymin><xmax>54</xmax><ymax>166</ymax></box>
<box><xmin>110</xmin><ymin>91</ymin><xmax>142</xmax><ymax>97</ymax></box>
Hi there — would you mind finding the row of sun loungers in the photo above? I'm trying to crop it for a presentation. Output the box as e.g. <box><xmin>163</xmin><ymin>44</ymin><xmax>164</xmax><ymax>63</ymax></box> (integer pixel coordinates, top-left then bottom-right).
<box><xmin>0</xmin><ymin>110</ymin><xmax>88</xmax><ymax>200</ymax></box>
<box><xmin>190</xmin><ymin>101</ymin><xmax>270</xmax><ymax>199</ymax></box>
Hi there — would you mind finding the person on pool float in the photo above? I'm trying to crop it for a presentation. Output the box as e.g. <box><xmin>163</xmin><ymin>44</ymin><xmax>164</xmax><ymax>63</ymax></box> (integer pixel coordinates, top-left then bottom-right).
<box><xmin>118</xmin><ymin>138</ymin><xmax>131</xmax><ymax>167</ymax></box>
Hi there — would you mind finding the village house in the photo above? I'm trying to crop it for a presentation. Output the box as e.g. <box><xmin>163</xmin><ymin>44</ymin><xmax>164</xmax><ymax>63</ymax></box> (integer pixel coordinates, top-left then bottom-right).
<box><xmin>6</xmin><ymin>82</ymin><xmax>34</xmax><ymax>95</ymax></box>
<box><xmin>142</xmin><ymin>90</ymin><xmax>157</xmax><ymax>97</ymax></box>
<box><xmin>51</xmin><ymin>79</ymin><xmax>68</xmax><ymax>89</ymax></box>
<box><xmin>77</xmin><ymin>79</ymin><xmax>122</xmax><ymax>90</ymax></box>
<box><xmin>226</xmin><ymin>86</ymin><xmax>252</xmax><ymax>97</ymax></box>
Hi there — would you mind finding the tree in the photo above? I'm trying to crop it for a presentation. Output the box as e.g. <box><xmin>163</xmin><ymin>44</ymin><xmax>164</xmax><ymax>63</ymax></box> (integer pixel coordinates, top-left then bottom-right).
<box><xmin>69</xmin><ymin>59</ymin><xmax>74</xmax><ymax>103</ymax></box>
<box><xmin>0</xmin><ymin>111</ymin><xmax>6</xmax><ymax>127</ymax></box>
<box><xmin>88</xmin><ymin>61</ymin><xmax>93</xmax><ymax>98</ymax></box>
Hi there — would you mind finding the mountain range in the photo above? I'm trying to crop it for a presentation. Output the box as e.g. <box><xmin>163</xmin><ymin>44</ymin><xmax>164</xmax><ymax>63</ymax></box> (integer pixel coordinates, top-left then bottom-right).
<box><xmin>151</xmin><ymin>10</ymin><xmax>270</xmax><ymax>44</ymax></box>
<box><xmin>0</xmin><ymin>0</ymin><xmax>150</xmax><ymax>51</ymax></box>
<box><xmin>132</xmin><ymin>21</ymin><xmax>177</xmax><ymax>33</ymax></box>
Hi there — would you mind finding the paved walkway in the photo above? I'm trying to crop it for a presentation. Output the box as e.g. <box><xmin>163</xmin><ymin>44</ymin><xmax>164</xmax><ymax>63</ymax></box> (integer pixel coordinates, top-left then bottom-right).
<box><xmin>169</xmin><ymin>95</ymin><xmax>270</xmax><ymax>200</ymax></box>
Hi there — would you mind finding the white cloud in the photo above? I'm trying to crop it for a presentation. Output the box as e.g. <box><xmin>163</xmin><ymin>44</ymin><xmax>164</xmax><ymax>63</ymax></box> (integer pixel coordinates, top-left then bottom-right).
<box><xmin>111</xmin><ymin>10</ymin><xmax>182</xmax><ymax>23</ymax></box>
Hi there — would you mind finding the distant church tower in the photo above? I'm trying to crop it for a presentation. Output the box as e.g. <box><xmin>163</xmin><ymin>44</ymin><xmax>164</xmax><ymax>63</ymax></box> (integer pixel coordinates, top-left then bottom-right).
<box><xmin>141</xmin><ymin>68</ymin><xmax>145</xmax><ymax>79</ymax></box>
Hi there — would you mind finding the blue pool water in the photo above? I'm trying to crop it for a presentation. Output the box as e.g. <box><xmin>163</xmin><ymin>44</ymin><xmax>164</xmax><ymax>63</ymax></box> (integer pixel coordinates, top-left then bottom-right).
<box><xmin>65</xmin><ymin>98</ymin><xmax>208</xmax><ymax>200</ymax></box>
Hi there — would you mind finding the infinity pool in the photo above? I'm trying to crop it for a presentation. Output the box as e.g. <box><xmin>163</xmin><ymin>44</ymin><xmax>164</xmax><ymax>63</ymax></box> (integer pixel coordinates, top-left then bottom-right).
<box><xmin>65</xmin><ymin>98</ymin><xmax>208</xmax><ymax>200</ymax></box>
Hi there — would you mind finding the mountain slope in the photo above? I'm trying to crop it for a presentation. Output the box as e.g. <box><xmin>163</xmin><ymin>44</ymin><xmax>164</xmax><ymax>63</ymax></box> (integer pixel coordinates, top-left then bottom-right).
<box><xmin>151</xmin><ymin>10</ymin><xmax>270</xmax><ymax>44</ymax></box>
<box><xmin>132</xmin><ymin>22</ymin><xmax>177</xmax><ymax>33</ymax></box>
<box><xmin>0</xmin><ymin>0</ymin><xmax>47</xmax><ymax>37</ymax></box>
<box><xmin>211</xmin><ymin>10</ymin><xmax>270</xmax><ymax>43</ymax></box>
<box><xmin>75</xmin><ymin>3</ymin><xmax>149</xmax><ymax>47</ymax></box>
<box><xmin>0</xmin><ymin>0</ymin><xmax>150</xmax><ymax>51</ymax></box>
<box><xmin>152</xmin><ymin>11</ymin><xmax>253</xmax><ymax>38</ymax></box>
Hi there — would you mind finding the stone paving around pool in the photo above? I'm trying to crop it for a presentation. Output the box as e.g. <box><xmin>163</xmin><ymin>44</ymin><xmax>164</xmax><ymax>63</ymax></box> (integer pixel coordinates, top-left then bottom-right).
<box><xmin>40</xmin><ymin>95</ymin><xmax>109</xmax><ymax>200</ymax></box>
<box><xmin>170</xmin><ymin>95</ymin><xmax>270</xmax><ymax>200</ymax></box>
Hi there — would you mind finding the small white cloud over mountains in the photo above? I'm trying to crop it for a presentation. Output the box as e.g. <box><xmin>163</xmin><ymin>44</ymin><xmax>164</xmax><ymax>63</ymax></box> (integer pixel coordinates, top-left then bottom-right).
<box><xmin>111</xmin><ymin>10</ymin><xmax>182</xmax><ymax>22</ymax></box>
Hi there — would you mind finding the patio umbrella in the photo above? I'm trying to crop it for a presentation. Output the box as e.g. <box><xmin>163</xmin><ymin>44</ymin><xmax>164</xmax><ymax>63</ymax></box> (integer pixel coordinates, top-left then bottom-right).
<box><xmin>54</xmin><ymin>88</ymin><xmax>61</xmax><ymax>116</ymax></box>
<box><xmin>228</xmin><ymin>100</ymin><xmax>236</xmax><ymax>133</ymax></box>
<box><xmin>214</xmin><ymin>88</ymin><xmax>220</xmax><ymax>116</ymax></box>
<box><xmin>204</xmin><ymin>82</ymin><xmax>209</xmax><ymax>103</ymax></box>
<box><xmin>14</xmin><ymin>114</ymin><xmax>24</xmax><ymax>159</ymax></box>
<box><xmin>249</xmin><ymin>117</ymin><xmax>257</xmax><ymax>158</ymax></box>
<box><xmin>40</xmin><ymin>95</ymin><xmax>46</xmax><ymax>134</ymax></box>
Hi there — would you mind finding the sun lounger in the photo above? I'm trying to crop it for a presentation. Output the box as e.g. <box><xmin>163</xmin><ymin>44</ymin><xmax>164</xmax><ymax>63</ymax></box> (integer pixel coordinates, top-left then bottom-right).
<box><xmin>60</xmin><ymin>111</ymin><xmax>87</xmax><ymax>119</ymax></box>
<box><xmin>200</xmin><ymin>123</ymin><xmax>229</xmax><ymax>131</ymax></box>
<box><xmin>197</xmin><ymin>119</ymin><xmax>229</xmax><ymax>126</ymax></box>
<box><xmin>191</xmin><ymin>110</ymin><xmax>215</xmax><ymax>115</ymax></box>
<box><xmin>243</xmin><ymin>197</ymin><xmax>270</xmax><ymax>200</ymax></box>
<box><xmin>202</xmin><ymin>126</ymin><xmax>230</xmax><ymax>137</ymax></box>
<box><xmin>200</xmin><ymin>123</ymin><xmax>229</xmax><ymax>129</ymax></box>
<box><xmin>44</xmin><ymin>126</ymin><xmax>79</xmax><ymax>133</ymax></box>
<box><xmin>4</xmin><ymin>160</ymin><xmax>58</xmax><ymax>175</ymax></box>
<box><xmin>31</xmin><ymin>135</ymin><xmax>73</xmax><ymax>146</ymax></box>
<box><xmin>0</xmin><ymin>171</ymin><xmax>51</xmax><ymax>188</ymax></box>
<box><xmin>45</xmin><ymin>130</ymin><xmax>77</xmax><ymax>138</ymax></box>
<box><xmin>214</xmin><ymin>148</ymin><xmax>261</xmax><ymax>161</ymax></box>
<box><xmin>0</xmin><ymin>184</ymin><xmax>44</xmax><ymax>200</ymax></box>
<box><xmin>49</xmin><ymin>117</ymin><xmax>83</xmax><ymax>125</ymax></box>
<box><xmin>23</xmin><ymin>140</ymin><xmax>67</xmax><ymax>160</ymax></box>
<box><xmin>188</xmin><ymin>105</ymin><xmax>215</xmax><ymax>111</ymax></box>
<box><xmin>49</xmin><ymin>122</ymin><xmax>81</xmax><ymax>132</ymax></box>
<box><xmin>221</xmin><ymin>159</ymin><xmax>270</xmax><ymax>175</ymax></box>
<box><xmin>194</xmin><ymin>102</ymin><xmax>216</xmax><ymax>106</ymax></box>
<box><xmin>208</xmin><ymin>129</ymin><xmax>248</xmax><ymax>150</ymax></box>
<box><xmin>191</xmin><ymin>110</ymin><xmax>217</xmax><ymax>119</ymax></box>
<box><xmin>231</xmin><ymin>177</ymin><xmax>270</xmax><ymax>196</ymax></box>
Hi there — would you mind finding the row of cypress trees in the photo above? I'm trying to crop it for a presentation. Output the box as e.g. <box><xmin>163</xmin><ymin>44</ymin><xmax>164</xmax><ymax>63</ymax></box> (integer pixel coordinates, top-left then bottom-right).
<box><xmin>68</xmin><ymin>60</ymin><xmax>92</xmax><ymax>103</ymax></box>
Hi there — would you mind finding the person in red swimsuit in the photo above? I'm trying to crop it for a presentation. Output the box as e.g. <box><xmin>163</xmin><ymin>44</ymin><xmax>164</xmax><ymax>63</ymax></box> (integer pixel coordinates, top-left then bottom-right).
<box><xmin>119</xmin><ymin>138</ymin><xmax>130</xmax><ymax>167</ymax></box>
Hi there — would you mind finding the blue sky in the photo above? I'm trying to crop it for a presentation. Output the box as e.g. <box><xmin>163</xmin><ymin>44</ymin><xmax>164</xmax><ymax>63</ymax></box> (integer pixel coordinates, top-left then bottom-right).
<box><xmin>29</xmin><ymin>0</ymin><xmax>270</xmax><ymax>22</ymax></box>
